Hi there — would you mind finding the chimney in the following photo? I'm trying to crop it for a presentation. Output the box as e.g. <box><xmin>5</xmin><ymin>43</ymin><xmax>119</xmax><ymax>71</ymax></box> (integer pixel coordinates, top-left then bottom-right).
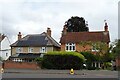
<box><xmin>47</xmin><ymin>28</ymin><xmax>51</xmax><ymax>37</ymax></box>
<box><xmin>104</xmin><ymin>21</ymin><xmax>108</xmax><ymax>31</ymax></box>
<box><xmin>18</xmin><ymin>32</ymin><xmax>22</xmax><ymax>40</ymax></box>
<box><xmin>62</xmin><ymin>25</ymin><xmax>67</xmax><ymax>36</ymax></box>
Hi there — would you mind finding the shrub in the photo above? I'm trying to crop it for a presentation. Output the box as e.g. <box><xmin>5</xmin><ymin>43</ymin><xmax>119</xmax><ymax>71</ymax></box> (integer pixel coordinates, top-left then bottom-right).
<box><xmin>80</xmin><ymin>52</ymin><xmax>97</xmax><ymax>69</ymax></box>
<box><xmin>42</xmin><ymin>51</ymin><xmax>85</xmax><ymax>70</ymax></box>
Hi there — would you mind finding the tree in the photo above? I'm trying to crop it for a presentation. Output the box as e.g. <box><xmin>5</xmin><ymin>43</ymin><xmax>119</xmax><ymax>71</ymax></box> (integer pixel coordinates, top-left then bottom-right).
<box><xmin>64</xmin><ymin>16</ymin><xmax>89</xmax><ymax>32</ymax></box>
<box><xmin>112</xmin><ymin>39</ymin><xmax>120</xmax><ymax>58</ymax></box>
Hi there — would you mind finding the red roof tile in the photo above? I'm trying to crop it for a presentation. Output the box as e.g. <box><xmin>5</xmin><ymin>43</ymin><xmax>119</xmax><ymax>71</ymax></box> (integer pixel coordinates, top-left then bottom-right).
<box><xmin>60</xmin><ymin>31</ymin><xmax>110</xmax><ymax>43</ymax></box>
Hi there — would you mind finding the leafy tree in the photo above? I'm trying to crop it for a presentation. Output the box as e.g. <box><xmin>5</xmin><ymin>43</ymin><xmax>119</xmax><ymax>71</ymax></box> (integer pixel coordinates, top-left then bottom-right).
<box><xmin>79</xmin><ymin>41</ymin><xmax>108</xmax><ymax>56</ymax></box>
<box><xmin>112</xmin><ymin>39</ymin><xmax>120</xmax><ymax>58</ymax></box>
<box><xmin>64</xmin><ymin>16</ymin><xmax>89</xmax><ymax>32</ymax></box>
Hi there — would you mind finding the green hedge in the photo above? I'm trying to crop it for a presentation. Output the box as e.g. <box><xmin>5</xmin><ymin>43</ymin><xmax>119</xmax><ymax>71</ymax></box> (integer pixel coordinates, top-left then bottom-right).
<box><xmin>42</xmin><ymin>51</ymin><xmax>85</xmax><ymax>70</ymax></box>
<box><xmin>80</xmin><ymin>52</ymin><xmax>97</xmax><ymax>70</ymax></box>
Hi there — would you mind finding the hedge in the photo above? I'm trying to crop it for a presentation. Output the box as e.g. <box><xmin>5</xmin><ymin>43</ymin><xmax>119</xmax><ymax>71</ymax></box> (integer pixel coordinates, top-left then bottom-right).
<box><xmin>42</xmin><ymin>51</ymin><xmax>85</xmax><ymax>70</ymax></box>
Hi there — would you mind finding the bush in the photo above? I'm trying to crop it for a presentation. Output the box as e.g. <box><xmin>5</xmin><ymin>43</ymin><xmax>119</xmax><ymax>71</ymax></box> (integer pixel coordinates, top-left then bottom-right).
<box><xmin>42</xmin><ymin>51</ymin><xmax>85</xmax><ymax>70</ymax></box>
<box><xmin>80</xmin><ymin>52</ymin><xmax>97</xmax><ymax>69</ymax></box>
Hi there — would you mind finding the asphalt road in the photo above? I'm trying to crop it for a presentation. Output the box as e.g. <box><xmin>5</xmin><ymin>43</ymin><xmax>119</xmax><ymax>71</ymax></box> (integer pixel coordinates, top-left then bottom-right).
<box><xmin>1</xmin><ymin>69</ymin><xmax>118</xmax><ymax>78</ymax></box>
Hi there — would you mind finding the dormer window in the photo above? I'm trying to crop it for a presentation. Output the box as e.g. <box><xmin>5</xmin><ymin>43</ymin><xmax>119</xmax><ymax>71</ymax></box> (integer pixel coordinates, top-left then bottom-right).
<box><xmin>65</xmin><ymin>43</ymin><xmax>75</xmax><ymax>51</ymax></box>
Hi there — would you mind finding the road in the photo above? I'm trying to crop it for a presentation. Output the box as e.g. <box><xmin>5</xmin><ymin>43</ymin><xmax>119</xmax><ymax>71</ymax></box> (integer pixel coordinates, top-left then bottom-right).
<box><xmin>1</xmin><ymin>69</ymin><xmax>119</xmax><ymax>80</ymax></box>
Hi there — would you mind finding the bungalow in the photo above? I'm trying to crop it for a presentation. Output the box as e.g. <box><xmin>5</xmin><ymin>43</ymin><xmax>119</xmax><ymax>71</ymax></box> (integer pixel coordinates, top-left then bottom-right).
<box><xmin>10</xmin><ymin>28</ymin><xmax>60</xmax><ymax>62</ymax></box>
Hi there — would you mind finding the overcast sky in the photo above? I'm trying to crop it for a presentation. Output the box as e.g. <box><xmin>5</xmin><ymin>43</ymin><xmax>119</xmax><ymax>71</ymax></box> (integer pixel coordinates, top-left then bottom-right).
<box><xmin>0</xmin><ymin>0</ymin><xmax>119</xmax><ymax>44</ymax></box>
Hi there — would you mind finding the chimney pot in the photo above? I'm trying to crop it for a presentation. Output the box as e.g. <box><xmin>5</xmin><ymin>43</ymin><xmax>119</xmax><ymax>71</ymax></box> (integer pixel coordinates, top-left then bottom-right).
<box><xmin>18</xmin><ymin>32</ymin><xmax>22</xmax><ymax>40</ymax></box>
<box><xmin>104</xmin><ymin>22</ymin><xmax>108</xmax><ymax>31</ymax></box>
<box><xmin>47</xmin><ymin>28</ymin><xmax>51</xmax><ymax>37</ymax></box>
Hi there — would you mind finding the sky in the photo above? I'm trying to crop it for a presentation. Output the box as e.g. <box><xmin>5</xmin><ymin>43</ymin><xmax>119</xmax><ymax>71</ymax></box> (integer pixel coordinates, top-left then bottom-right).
<box><xmin>0</xmin><ymin>0</ymin><xmax>119</xmax><ymax>44</ymax></box>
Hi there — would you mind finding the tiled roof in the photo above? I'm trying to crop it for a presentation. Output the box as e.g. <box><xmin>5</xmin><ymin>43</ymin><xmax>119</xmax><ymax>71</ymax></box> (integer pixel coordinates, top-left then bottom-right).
<box><xmin>11</xmin><ymin>32</ymin><xmax>60</xmax><ymax>47</ymax></box>
<box><xmin>60</xmin><ymin>31</ymin><xmax>110</xmax><ymax>43</ymax></box>
<box><xmin>0</xmin><ymin>34</ymin><xmax>6</xmax><ymax>42</ymax></box>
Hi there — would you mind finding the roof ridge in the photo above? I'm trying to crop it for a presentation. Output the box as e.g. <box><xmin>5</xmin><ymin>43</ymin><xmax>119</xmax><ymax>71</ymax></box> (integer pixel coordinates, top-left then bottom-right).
<box><xmin>67</xmin><ymin>31</ymin><xmax>106</xmax><ymax>33</ymax></box>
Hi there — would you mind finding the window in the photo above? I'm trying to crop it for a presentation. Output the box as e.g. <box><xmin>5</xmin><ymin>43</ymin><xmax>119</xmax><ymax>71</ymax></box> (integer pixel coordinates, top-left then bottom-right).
<box><xmin>66</xmin><ymin>43</ymin><xmax>75</xmax><ymax>51</ymax></box>
<box><xmin>40</xmin><ymin>47</ymin><xmax>46</xmax><ymax>53</ymax></box>
<box><xmin>16</xmin><ymin>48</ymin><xmax>23</xmax><ymax>53</ymax></box>
<box><xmin>6</xmin><ymin>53</ymin><xmax>8</xmax><ymax>57</ymax></box>
<box><xmin>92</xmin><ymin>44</ymin><xmax>99</xmax><ymax>52</ymax></box>
<box><xmin>28</xmin><ymin>47</ymin><xmax>34</xmax><ymax>53</ymax></box>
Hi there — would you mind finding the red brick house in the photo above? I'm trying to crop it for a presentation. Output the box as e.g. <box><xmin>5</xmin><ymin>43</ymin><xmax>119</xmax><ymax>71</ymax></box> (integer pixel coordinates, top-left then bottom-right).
<box><xmin>60</xmin><ymin>22</ymin><xmax>110</xmax><ymax>53</ymax></box>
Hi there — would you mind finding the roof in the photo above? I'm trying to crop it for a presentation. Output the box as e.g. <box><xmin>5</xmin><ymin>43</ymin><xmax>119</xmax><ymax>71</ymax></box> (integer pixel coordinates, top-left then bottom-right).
<box><xmin>10</xmin><ymin>53</ymin><xmax>41</xmax><ymax>59</ymax></box>
<box><xmin>0</xmin><ymin>34</ymin><xmax>6</xmax><ymax>42</ymax></box>
<box><xmin>11</xmin><ymin>32</ymin><xmax>60</xmax><ymax>47</ymax></box>
<box><xmin>60</xmin><ymin>31</ymin><xmax>110</xmax><ymax>43</ymax></box>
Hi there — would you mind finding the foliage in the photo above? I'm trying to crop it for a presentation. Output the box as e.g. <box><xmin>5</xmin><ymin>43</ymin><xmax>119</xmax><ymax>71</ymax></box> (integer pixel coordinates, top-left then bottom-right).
<box><xmin>112</xmin><ymin>39</ymin><xmax>120</xmax><ymax>58</ymax></box>
<box><xmin>42</xmin><ymin>51</ymin><xmax>85</xmax><ymax>70</ymax></box>
<box><xmin>80</xmin><ymin>52</ymin><xmax>98</xmax><ymax>70</ymax></box>
<box><xmin>79</xmin><ymin>41</ymin><xmax>109</xmax><ymax>58</ymax></box>
<box><xmin>34</xmin><ymin>57</ymin><xmax>43</xmax><ymax>62</ymax></box>
<box><xmin>64</xmin><ymin>16</ymin><xmax>89</xmax><ymax>32</ymax></box>
<box><xmin>80</xmin><ymin>52</ymin><xmax>97</xmax><ymax>61</ymax></box>
<box><xmin>102</xmin><ymin>52</ymin><xmax>114</xmax><ymax>62</ymax></box>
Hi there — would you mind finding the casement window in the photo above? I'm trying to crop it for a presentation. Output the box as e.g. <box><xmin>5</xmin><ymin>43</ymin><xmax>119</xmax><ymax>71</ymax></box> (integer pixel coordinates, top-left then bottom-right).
<box><xmin>40</xmin><ymin>47</ymin><xmax>46</xmax><ymax>53</ymax></box>
<box><xmin>92</xmin><ymin>44</ymin><xmax>99</xmax><ymax>52</ymax></box>
<box><xmin>28</xmin><ymin>47</ymin><xmax>34</xmax><ymax>53</ymax></box>
<box><xmin>65</xmin><ymin>43</ymin><xmax>75</xmax><ymax>51</ymax></box>
<box><xmin>16</xmin><ymin>47</ymin><xmax>23</xmax><ymax>53</ymax></box>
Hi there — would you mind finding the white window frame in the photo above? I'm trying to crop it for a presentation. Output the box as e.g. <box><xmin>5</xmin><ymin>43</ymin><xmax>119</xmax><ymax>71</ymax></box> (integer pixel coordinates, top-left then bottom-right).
<box><xmin>92</xmin><ymin>44</ymin><xmax>99</xmax><ymax>52</ymax></box>
<box><xmin>40</xmin><ymin>47</ymin><xmax>46</xmax><ymax>53</ymax></box>
<box><xmin>65</xmin><ymin>43</ymin><xmax>76</xmax><ymax>51</ymax></box>
<box><xmin>16</xmin><ymin>47</ymin><xmax>23</xmax><ymax>53</ymax></box>
<box><xmin>28</xmin><ymin>47</ymin><xmax>34</xmax><ymax>53</ymax></box>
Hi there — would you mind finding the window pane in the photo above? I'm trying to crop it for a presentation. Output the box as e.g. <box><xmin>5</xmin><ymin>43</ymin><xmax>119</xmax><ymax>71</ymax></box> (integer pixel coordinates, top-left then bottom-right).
<box><xmin>73</xmin><ymin>46</ymin><xmax>75</xmax><ymax>50</ymax></box>
<box><xmin>66</xmin><ymin>46</ymin><xmax>68</xmax><ymax>50</ymax></box>
<box><xmin>70</xmin><ymin>46</ymin><xmax>72</xmax><ymax>50</ymax></box>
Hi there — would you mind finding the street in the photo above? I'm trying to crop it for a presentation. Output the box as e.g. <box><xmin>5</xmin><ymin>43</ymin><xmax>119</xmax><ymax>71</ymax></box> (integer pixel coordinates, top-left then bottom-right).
<box><xmin>1</xmin><ymin>69</ymin><xmax>119</xmax><ymax>80</ymax></box>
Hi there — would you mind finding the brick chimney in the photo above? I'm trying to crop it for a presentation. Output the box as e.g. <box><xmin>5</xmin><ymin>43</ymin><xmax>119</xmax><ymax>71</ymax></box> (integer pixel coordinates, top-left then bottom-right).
<box><xmin>62</xmin><ymin>25</ymin><xmax>67</xmax><ymax>36</ymax></box>
<box><xmin>47</xmin><ymin>28</ymin><xmax>51</xmax><ymax>37</ymax></box>
<box><xmin>18</xmin><ymin>32</ymin><xmax>22</xmax><ymax>40</ymax></box>
<box><xmin>104</xmin><ymin>21</ymin><xmax>108</xmax><ymax>32</ymax></box>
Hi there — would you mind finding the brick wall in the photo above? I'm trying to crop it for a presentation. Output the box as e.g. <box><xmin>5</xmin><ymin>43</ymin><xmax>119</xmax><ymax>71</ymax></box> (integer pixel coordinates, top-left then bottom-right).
<box><xmin>3</xmin><ymin>61</ymin><xmax>40</xmax><ymax>69</ymax></box>
<box><xmin>116</xmin><ymin>57</ymin><xmax>120</xmax><ymax>67</ymax></box>
<box><xmin>61</xmin><ymin>43</ymin><xmax>92</xmax><ymax>52</ymax></box>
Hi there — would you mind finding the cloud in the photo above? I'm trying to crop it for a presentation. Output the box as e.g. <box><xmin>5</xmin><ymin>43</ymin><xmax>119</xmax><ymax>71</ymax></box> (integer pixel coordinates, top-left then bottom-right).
<box><xmin>0</xmin><ymin>0</ymin><xmax>119</xmax><ymax>44</ymax></box>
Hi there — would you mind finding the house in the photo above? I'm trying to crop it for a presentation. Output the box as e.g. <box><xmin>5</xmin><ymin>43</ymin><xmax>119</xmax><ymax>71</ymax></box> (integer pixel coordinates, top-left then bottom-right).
<box><xmin>10</xmin><ymin>28</ymin><xmax>60</xmax><ymax>62</ymax></box>
<box><xmin>60</xmin><ymin>22</ymin><xmax>110</xmax><ymax>68</ymax></box>
<box><xmin>0</xmin><ymin>34</ymin><xmax>11</xmax><ymax>60</ymax></box>
<box><xmin>60</xmin><ymin>22</ymin><xmax>110</xmax><ymax>53</ymax></box>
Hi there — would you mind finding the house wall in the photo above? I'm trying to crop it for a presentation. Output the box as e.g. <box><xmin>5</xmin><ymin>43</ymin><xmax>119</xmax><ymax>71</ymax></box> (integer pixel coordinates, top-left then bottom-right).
<box><xmin>0</xmin><ymin>37</ymin><xmax>11</xmax><ymax>60</ymax></box>
<box><xmin>1</xmin><ymin>37</ymin><xmax>10</xmax><ymax>50</ymax></box>
<box><xmin>61</xmin><ymin>44</ymin><xmax>65</xmax><ymax>51</ymax></box>
<box><xmin>11</xmin><ymin>46</ymin><xmax>54</xmax><ymax>55</ymax></box>
<box><xmin>61</xmin><ymin>43</ymin><xmax>94</xmax><ymax>52</ymax></box>
<box><xmin>76</xmin><ymin>43</ymin><xmax>92</xmax><ymax>52</ymax></box>
<box><xmin>0</xmin><ymin>49</ymin><xmax>11</xmax><ymax>60</ymax></box>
